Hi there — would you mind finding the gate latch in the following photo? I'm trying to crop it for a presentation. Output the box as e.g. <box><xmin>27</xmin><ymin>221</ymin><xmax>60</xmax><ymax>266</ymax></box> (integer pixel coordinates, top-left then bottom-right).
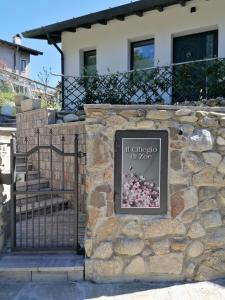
<box><xmin>0</xmin><ymin>173</ymin><xmax>12</xmax><ymax>185</ymax></box>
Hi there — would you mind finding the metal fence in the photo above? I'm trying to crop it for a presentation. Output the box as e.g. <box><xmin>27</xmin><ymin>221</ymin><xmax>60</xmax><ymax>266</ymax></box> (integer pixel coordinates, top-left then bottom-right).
<box><xmin>63</xmin><ymin>58</ymin><xmax>225</xmax><ymax>111</ymax></box>
<box><xmin>10</xmin><ymin>130</ymin><xmax>82</xmax><ymax>251</ymax></box>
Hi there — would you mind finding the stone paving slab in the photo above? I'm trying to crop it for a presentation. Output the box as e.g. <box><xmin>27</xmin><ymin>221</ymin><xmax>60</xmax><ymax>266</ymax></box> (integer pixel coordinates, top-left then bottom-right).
<box><xmin>0</xmin><ymin>280</ymin><xmax>225</xmax><ymax>300</ymax></box>
<box><xmin>0</xmin><ymin>254</ymin><xmax>84</xmax><ymax>271</ymax></box>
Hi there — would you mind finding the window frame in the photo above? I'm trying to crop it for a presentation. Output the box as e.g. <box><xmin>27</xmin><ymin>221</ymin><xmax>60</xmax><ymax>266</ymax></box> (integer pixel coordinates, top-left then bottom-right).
<box><xmin>130</xmin><ymin>39</ymin><xmax>155</xmax><ymax>70</ymax></box>
<box><xmin>21</xmin><ymin>59</ymin><xmax>27</xmax><ymax>73</ymax></box>
<box><xmin>83</xmin><ymin>49</ymin><xmax>97</xmax><ymax>76</ymax></box>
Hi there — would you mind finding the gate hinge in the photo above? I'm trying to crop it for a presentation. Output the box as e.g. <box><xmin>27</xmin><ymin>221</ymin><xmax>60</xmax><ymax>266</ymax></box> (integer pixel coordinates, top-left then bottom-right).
<box><xmin>78</xmin><ymin>152</ymin><xmax>86</xmax><ymax>158</ymax></box>
<box><xmin>0</xmin><ymin>173</ymin><xmax>12</xmax><ymax>185</ymax></box>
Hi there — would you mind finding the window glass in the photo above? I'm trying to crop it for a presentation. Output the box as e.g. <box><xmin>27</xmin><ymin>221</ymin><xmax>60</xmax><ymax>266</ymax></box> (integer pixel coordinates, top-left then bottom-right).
<box><xmin>84</xmin><ymin>50</ymin><xmax>96</xmax><ymax>76</ymax></box>
<box><xmin>206</xmin><ymin>33</ymin><xmax>215</xmax><ymax>58</ymax></box>
<box><xmin>21</xmin><ymin>59</ymin><xmax>27</xmax><ymax>72</ymax></box>
<box><xmin>131</xmin><ymin>40</ymin><xmax>154</xmax><ymax>70</ymax></box>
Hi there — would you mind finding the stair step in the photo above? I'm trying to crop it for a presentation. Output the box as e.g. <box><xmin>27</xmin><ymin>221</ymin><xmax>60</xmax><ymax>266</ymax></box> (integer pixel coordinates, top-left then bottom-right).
<box><xmin>16</xmin><ymin>179</ymin><xmax>49</xmax><ymax>191</ymax></box>
<box><xmin>16</xmin><ymin>190</ymin><xmax>52</xmax><ymax>202</ymax></box>
<box><xmin>16</xmin><ymin>197</ymin><xmax>66</xmax><ymax>214</ymax></box>
<box><xmin>0</xmin><ymin>254</ymin><xmax>84</xmax><ymax>282</ymax></box>
<box><xmin>16</xmin><ymin>170</ymin><xmax>40</xmax><ymax>182</ymax></box>
<box><xmin>16</xmin><ymin>157</ymin><xmax>26</xmax><ymax>164</ymax></box>
<box><xmin>15</xmin><ymin>163</ymin><xmax>32</xmax><ymax>172</ymax></box>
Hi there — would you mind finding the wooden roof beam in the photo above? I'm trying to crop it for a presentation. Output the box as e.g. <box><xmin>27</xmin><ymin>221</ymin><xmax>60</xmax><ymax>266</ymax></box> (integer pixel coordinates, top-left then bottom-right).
<box><xmin>136</xmin><ymin>11</ymin><xmax>144</xmax><ymax>17</ymax></box>
<box><xmin>116</xmin><ymin>15</ymin><xmax>125</xmax><ymax>21</ymax></box>
<box><xmin>65</xmin><ymin>27</ymin><xmax>76</xmax><ymax>32</ymax></box>
<box><xmin>97</xmin><ymin>19</ymin><xmax>108</xmax><ymax>25</ymax></box>
<box><xmin>179</xmin><ymin>0</ymin><xmax>187</xmax><ymax>6</ymax></box>
<box><xmin>80</xmin><ymin>24</ymin><xmax>91</xmax><ymax>29</ymax></box>
<box><xmin>156</xmin><ymin>6</ymin><xmax>164</xmax><ymax>12</ymax></box>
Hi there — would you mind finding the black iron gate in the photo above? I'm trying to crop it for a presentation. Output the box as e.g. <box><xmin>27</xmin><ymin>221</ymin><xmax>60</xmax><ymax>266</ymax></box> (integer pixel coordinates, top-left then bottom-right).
<box><xmin>10</xmin><ymin>129</ymin><xmax>82</xmax><ymax>251</ymax></box>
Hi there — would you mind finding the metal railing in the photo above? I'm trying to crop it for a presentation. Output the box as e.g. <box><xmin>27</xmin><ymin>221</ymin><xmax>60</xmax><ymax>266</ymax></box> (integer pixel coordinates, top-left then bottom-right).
<box><xmin>62</xmin><ymin>58</ymin><xmax>225</xmax><ymax>111</ymax></box>
<box><xmin>0</xmin><ymin>68</ymin><xmax>61</xmax><ymax>109</ymax></box>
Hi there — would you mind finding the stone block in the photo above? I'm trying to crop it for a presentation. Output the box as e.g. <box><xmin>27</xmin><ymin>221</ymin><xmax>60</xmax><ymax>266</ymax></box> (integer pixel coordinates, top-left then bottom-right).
<box><xmin>146</xmin><ymin>110</ymin><xmax>171</xmax><ymax>120</ymax></box>
<box><xmin>171</xmin><ymin>239</ymin><xmax>188</xmax><ymax>252</ymax></box>
<box><xmin>199</xmin><ymin>199</ymin><xmax>217</xmax><ymax>212</ymax></box>
<box><xmin>96</xmin><ymin>217</ymin><xmax>122</xmax><ymax>241</ymax></box>
<box><xmin>180</xmin><ymin>209</ymin><xmax>196</xmax><ymax>224</ymax></box>
<box><xmin>217</xmin><ymin>137</ymin><xmax>225</xmax><ymax>146</ymax></box>
<box><xmin>205</xmin><ymin>227</ymin><xmax>225</xmax><ymax>248</ymax></box>
<box><xmin>144</xmin><ymin>219</ymin><xmax>186</xmax><ymax>239</ymax></box>
<box><xmin>122</xmin><ymin>221</ymin><xmax>142</xmax><ymax>238</ymax></box>
<box><xmin>203</xmin><ymin>152</ymin><xmax>221</xmax><ymax>167</ymax></box>
<box><xmin>90</xmin><ymin>191</ymin><xmax>106</xmax><ymax>208</ymax></box>
<box><xmin>92</xmin><ymin>257</ymin><xmax>123</xmax><ymax>279</ymax></box>
<box><xmin>182</xmin><ymin>187</ymin><xmax>198</xmax><ymax>210</ymax></box>
<box><xmin>182</xmin><ymin>152</ymin><xmax>205</xmax><ymax>173</ymax></box>
<box><xmin>218</xmin><ymin>158</ymin><xmax>225</xmax><ymax>174</ymax></box>
<box><xmin>136</xmin><ymin>120</ymin><xmax>154</xmax><ymax>129</ymax></box>
<box><xmin>171</xmin><ymin>192</ymin><xmax>184</xmax><ymax>219</ymax></box>
<box><xmin>114</xmin><ymin>238</ymin><xmax>144</xmax><ymax>256</ymax></box>
<box><xmin>21</xmin><ymin>98</ymin><xmax>41</xmax><ymax>112</ymax></box>
<box><xmin>193</xmin><ymin>167</ymin><xmax>225</xmax><ymax>187</ymax></box>
<box><xmin>124</xmin><ymin>256</ymin><xmax>145</xmax><ymax>276</ymax></box>
<box><xmin>93</xmin><ymin>242</ymin><xmax>113</xmax><ymax>259</ymax></box>
<box><xmin>195</xmin><ymin>250</ymin><xmax>225</xmax><ymax>281</ymax></box>
<box><xmin>187</xmin><ymin>241</ymin><xmax>204</xmax><ymax>258</ymax></box>
<box><xmin>188</xmin><ymin>129</ymin><xmax>214</xmax><ymax>152</ymax></box>
<box><xmin>199</xmin><ymin>187</ymin><xmax>217</xmax><ymax>200</ymax></box>
<box><xmin>175</xmin><ymin>108</ymin><xmax>192</xmax><ymax>116</ymax></box>
<box><xmin>32</xmin><ymin>271</ymin><xmax>68</xmax><ymax>282</ymax></box>
<box><xmin>198</xmin><ymin>116</ymin><xmax>218</xmax><ymax>127</ymax></box>
<box><xmin>149</xmin><ymin>253</ymin><xmax>183</xmax><ymax>275</ymax></box>
<box><xmin>201</xmin><ymin>211</ymin><xmax>222</xmax><ymax>229</ymax></box>
<box><xmin>217</xmin><ymin>188</ymin><xmax>225</xmax><ymax>207</ymax></box>
<box><xmin>179</xmin><ymin>116</ymin><xmax>198</xmax><ymax>123</ymax></box>
<box><xmin>187</xmin><ymin>222</ymin><xmax>205</xmax><ymax>239</ymax></box>
<box><xmin>152</xmin><ymin>239</ymin><xmax>170</xmax><ymax>255</ymax></box>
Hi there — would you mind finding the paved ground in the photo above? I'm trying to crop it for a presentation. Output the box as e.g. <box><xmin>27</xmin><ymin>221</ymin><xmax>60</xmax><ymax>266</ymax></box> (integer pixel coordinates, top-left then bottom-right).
<box><xmin>1</xmin><ymin>280</ymin><xmax>225</xmax><ymax>300</ymax></box>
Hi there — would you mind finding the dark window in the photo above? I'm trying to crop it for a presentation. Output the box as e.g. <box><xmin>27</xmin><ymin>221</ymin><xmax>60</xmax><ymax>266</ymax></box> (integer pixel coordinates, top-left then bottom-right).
<box><xmin>131</xmin><ymin>39</ymin><xmax>154</xmax><ymax>70</ymax></box>
<box><xmin>21</xmin><ymin>59</ymin><xmax>27</xmax><ymax>72</ymax></box>
<box><xmin>84</xmin><ymin>50</ymin><xmax>96</xmax><ymax>76</ymax></box>
<box><xmin>173</xmin><ymin>30</ymin><xmax>218</xmax><ymax>63</ymax></box>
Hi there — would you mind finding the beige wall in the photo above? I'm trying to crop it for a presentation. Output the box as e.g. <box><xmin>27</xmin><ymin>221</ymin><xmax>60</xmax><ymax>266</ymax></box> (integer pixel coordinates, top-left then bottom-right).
<box><xmin>0</xmin><ymin>43</ymin><xmax>30</xmax><ymax>78</ymax></box>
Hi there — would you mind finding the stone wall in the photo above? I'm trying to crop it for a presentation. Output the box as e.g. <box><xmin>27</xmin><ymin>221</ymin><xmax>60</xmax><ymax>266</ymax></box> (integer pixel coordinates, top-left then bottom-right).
<box><xmin>16</xmin><ymin>108</ymin><xmax>86</xmax><ymax>215</ymax></box>
<box><xmin>84</xmin><ymin>104</ymin><xmax>225</xmax><ymax>283</ymax></box>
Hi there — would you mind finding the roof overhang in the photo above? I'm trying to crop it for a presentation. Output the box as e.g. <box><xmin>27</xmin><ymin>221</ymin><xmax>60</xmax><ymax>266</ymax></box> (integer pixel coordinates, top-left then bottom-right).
<box><xmin>22</xmin><ymin>0</ymin><xmax>192</xmax><ymax>44</ymax></box>
<box><xmin>0</xmin><ymin>38</ymin><xmax>43</xmax><ymax>55</ymax></box>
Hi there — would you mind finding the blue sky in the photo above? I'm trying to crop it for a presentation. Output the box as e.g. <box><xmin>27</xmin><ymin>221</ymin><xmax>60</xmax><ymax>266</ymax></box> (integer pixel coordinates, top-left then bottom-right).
<box><xmin>0</xmin><ymin>0</ymin><xmax>130</xmax><ymax>86</ymax></box>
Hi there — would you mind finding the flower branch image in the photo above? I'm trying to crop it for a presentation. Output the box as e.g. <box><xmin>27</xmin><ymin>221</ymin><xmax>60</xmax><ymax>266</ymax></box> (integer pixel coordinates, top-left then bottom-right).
<box><xmin>122</xmin><ymin>166</ymin><xmax>160</xmax><ymax>208</ymax></box>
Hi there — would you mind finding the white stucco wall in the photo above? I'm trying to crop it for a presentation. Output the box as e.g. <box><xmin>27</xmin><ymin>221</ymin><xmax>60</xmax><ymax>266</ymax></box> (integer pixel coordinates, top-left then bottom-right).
<box><xmin>62</xmin><ymin>0</ymin><xmax>225</xmax><ymax>77</ymax></box>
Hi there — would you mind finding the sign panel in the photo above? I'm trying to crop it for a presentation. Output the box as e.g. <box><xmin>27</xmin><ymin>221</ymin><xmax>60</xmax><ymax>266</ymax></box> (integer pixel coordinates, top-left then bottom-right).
<box><xmin>114</xmin><ymin>130</ymin><xmax>168</xmax><ymax>215</ymax></box>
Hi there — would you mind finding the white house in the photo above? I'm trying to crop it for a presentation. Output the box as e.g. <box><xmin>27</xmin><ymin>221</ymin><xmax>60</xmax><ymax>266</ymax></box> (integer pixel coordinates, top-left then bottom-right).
<box><xmin>0</xmin><ymin>34</ymin><xmax>42</xmax><ymax>78</ymax></box>
<box><xmin>23</xmin><ymin>0</ymin><xmax>225</xmax><ymax>109</ymax></box>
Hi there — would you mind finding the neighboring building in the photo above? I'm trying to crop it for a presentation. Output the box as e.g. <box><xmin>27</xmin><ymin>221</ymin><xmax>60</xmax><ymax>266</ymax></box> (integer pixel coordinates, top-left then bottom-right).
<box><xmin>22</xmin><ymin>0</ymin><xmax>225</xmax><ymax>108</ymax></box>
<box><xmin>0</xmin><ymin>34</ymin><xmax>42</xmax><ymax>78</ymax></box>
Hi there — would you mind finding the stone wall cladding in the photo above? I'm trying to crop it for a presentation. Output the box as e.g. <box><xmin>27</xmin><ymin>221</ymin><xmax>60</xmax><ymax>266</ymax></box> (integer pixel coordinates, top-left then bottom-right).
<box><xmin>16</xmin><ymin>109</ymin><xmax>86</xmax><ymax>214</ymax></box>
<box><xmin>84</xmin><ymin>104</ymin><xmax>225</xmax><ymax>283</ymax></box>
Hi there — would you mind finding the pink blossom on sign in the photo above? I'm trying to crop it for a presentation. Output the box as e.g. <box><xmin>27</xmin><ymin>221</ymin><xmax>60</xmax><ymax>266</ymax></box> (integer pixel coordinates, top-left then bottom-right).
<box><xmin>122</xmin><ymin>172</ymin><xmax>160</xmax><ymax>208</ymax></box>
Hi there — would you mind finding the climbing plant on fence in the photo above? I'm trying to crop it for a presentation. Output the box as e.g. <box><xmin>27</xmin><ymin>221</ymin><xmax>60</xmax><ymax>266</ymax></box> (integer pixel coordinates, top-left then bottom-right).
<box><xmin>63</xmin><ymin>58</ymin><xmax>225</xmax><ymax>111</ymax></box>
